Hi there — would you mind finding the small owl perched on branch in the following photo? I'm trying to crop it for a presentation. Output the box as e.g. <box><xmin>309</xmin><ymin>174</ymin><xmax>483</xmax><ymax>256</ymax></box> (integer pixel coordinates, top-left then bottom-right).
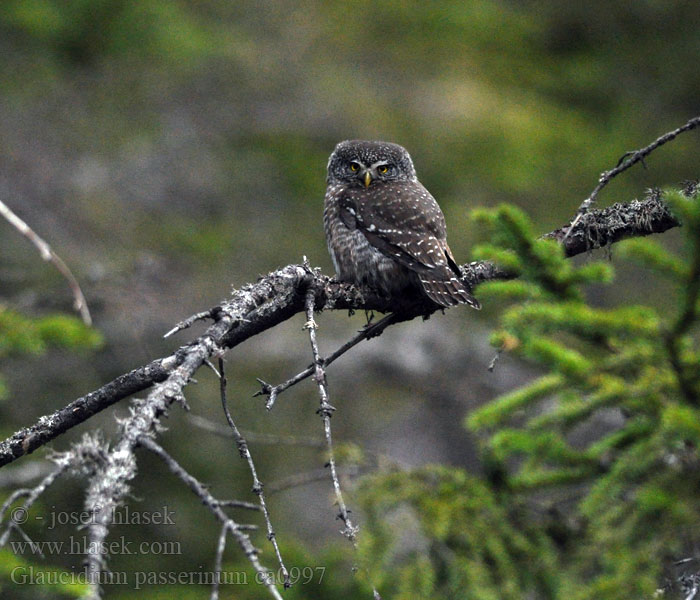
<box><xmin>324</xmin><ymin>140</ymin><xmax>480</xmax><ymax>309</ymax></box>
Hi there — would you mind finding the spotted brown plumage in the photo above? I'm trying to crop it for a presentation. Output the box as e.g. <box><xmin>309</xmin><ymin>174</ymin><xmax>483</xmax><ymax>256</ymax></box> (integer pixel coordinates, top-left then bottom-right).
<box><xmin>324</xmin><ymin>140</ymin><xmax>480</xmax><ymax>309</ymax></box>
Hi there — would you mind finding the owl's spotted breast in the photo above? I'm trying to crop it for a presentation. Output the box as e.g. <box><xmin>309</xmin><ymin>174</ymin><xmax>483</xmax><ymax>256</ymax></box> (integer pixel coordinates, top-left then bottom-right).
<box><xmin>324</xmin><ymin>183</ymin><xmax>415</xmax><ymax>296</ymax></box>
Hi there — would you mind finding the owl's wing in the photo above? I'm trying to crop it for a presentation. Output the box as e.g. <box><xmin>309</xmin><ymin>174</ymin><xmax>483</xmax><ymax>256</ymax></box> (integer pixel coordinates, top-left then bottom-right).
<box><xmin>340</xmin><ymin>181</ymin><xmax>453</xmax><ymax>273</ymax></box>
<box><xmin>340</xmin><ymin>181</ymin><xmax>481</xmax><ymax>309</ymax></box>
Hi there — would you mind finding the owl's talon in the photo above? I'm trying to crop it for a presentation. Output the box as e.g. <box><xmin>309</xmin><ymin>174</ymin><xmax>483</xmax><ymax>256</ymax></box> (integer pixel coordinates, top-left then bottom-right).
<box><xmin>317</xmin><ymin>402</ymin><xmax>336</xmax><ymax>416</ymax></box>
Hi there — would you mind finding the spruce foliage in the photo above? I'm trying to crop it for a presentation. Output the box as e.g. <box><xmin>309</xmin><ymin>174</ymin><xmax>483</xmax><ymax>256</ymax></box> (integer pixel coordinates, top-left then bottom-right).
<box><xmin>357</xmin><ymin>186</ymin><xmax>700</xmax><ymax>599</ymax></box>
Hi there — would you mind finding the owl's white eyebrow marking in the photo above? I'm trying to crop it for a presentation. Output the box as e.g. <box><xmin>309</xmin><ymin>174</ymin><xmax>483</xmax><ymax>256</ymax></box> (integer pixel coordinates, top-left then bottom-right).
<box><xmin>370</xmin><ymin>160</ymin><xmax>389</xmax><ymax>168</ymax></box>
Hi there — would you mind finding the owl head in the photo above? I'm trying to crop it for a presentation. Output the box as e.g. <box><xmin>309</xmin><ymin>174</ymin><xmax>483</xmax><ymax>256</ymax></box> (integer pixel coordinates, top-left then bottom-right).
<box><xmin>327</xmin><ymin>140</ymin><xmax>417</xmax><ymax>187</ymax></box>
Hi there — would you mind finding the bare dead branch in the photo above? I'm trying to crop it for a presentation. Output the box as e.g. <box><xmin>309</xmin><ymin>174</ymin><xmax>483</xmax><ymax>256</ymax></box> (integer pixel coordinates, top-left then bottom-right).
<box><xmin>256</xmin><ymin>312</ymin><xmax>399</xmax><ymax>408</ymax></box>
<box><xmin>0</xmin><ymin>198</ymin><xmax>92</xmax><ymax>325</ymax></box>
<box><xmin>563</xmin><ymin>116</ymin><xmax>699</xmax><ymax>241</ymax></box>
<box><xmin>187</xmin><ymin>414</ymin><xmax>325</xmax><ymax>448</ymax></box>
<box><xmin>164</xmin><ymin>310</ymin><xmax>216</xmax><ymax>338</ymax></box>
<box><xmin>545</xmin><ymin>188</ymin><xmax>683</xmax><ymax>255</ymax></box>
<box><xmin>0</xmin><ymin>186</ymin><xmax>689</xmax><ymax>469</ymax></box>
<box><xmin>138</xmin><ymin>436</ymin><xmax>283</xmax><ymax>600</ymax></box>
<box><xmin>0</xmin><ymin>358</ymin><xmax>172</xmax><ymax>467</ymax></box>
<box><xmin>303</xmin><ymin>288</ymin><xmax>382</xmax><ymax>599</ymax></box>
<box><xmin>81</xmin><ymin>393</ymin><xmax>176</xmax><ymax>596</ymax></box>
<box><xmin>217</xmin><ymin>358</ymin><xmax>290</xmax><ymax>589</ymax></box>
<box><xmin>211</xmin><ymin>523</ymin><xmax>229</xmax><ymax>600</ymax></box>
<box><xmin>215</xmin><ymin>499</ymin><xmax>262</xmax><ymax>511</ymax></box>
<box><xmin>75</xmin><ymin>292</ymin><xmax>262</xmax><ymax>596</ymax></box>
<box><xmin>304</xmin><ymin>288</ymin><xmax>358</xmax><ymax>540</ymax></box>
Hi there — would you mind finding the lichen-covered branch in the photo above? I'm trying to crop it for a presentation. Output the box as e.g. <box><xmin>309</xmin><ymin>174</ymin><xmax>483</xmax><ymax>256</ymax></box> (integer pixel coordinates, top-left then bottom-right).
<box><xmin>0</xmin><ymin>186</ymin><xmax>688</xmax><ymax>468</ymax></box>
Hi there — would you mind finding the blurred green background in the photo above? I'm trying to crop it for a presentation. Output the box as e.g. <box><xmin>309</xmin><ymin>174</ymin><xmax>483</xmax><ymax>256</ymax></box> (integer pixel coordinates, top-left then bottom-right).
<box><xmin>0</xmin><ymin>1</ymin><xmax>698</xmax><ymax>598</ymax></box>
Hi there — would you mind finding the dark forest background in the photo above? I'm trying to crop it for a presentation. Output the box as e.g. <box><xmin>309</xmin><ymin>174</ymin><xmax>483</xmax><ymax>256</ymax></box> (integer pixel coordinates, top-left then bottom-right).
<box><xmin>1</xmin><ymin>2</ymin><xmax>699</xmax><ymax>598</ymax></box>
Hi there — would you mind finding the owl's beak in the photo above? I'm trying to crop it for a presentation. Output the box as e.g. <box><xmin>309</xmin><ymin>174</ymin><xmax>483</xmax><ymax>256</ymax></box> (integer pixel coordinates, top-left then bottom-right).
<box><xmin>363</xmin><ymin>171</ymin><xmax>372</xmax><ymax>188</ymax></box>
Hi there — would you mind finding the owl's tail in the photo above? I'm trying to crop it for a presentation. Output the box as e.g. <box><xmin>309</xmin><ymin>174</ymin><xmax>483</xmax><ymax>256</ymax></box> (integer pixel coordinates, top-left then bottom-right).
<box><xmin>419</xmin><ymin>275</ymin><xmax>481</xmax><ymax>309</ymax></box>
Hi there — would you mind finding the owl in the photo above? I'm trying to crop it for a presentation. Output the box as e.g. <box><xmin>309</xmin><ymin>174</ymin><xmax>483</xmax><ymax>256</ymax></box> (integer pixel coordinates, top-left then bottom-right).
<box><xmin>324</xmin><ymin>140</ymin><xmax>480</xmax><ymax>309</ymax></box>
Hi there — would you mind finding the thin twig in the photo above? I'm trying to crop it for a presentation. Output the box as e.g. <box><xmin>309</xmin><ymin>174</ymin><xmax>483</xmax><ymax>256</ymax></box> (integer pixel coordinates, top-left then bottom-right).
<box><xmin>487</xmin><ymin>346</ymin><xmax>504</xmax><ymax>372</ymax></box>
<box><xmin>304</xmin><ymin>289</ymin><xmax>383</xmax><ymax>600</ymax></box>
<box><xmin>187</xmin><ymin>414</ymin><xmax>325</xmax><ymax>448</ymax></box>
<box><xmin>164</xmin><ymin>310</ymin><xmax>215</xmax><ymax>338</ymax></box>
<box><xmin>267</xmin><ymin>465</ymin><xmax>361</xmax><ymax>495</ymax></box>
<box><xmin>563</xmin><ymin>115</ymin><xmax>700</xmax><ymax>241</ymax></box>
<box><xmin>138</xmin><ymin>436</ymin><xmax>283</xmax><ymax>600</ymax></box>
<box><xmin>303</xmin><ymin>289</ymin><xmax>356</xmax><ymax>542</ymax></box>
<box><xmin>214</xmin><ymin>499</ymin><xmax>261</xmax><ymax>511</ymax></box>
<box><xmin>0</xmin><ymin>460</ymin><xmax>72</xmax><ymax>547</ymax></box>
<box><xmin>256</xmin><ymin>312</ymin><xmax>399</xmax><ymax>409</ymax></box>
<box><xmin>203</xmin><ymin>359</ymin><xmax>222</xmax><ymax>378</ymax></box>
<box><xmin>218</xmin><ymin>358</ymin><xmax>291</xmax><ymax>589</ymax></box>
<box><xmin>211</xmin><ymin>523</ymin><xmax>229</xmax><ymax>600</ymax></box>
<box><xmin>0</xmin><ymin>198</ymin><xmax>92</xmax><ymax>325</ymax></box>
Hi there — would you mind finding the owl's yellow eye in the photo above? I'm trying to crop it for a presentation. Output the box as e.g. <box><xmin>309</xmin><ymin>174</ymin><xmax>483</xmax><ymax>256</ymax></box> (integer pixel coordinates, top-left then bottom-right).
<box><xmin>378</xmin><ymin>165</ymin><xmax>389</xmax><ymax>174</ymax></box>
<box><xmin>349</xmin><ymin>162</ymin><xmax>360</xmax><ymax>172</ymax></box>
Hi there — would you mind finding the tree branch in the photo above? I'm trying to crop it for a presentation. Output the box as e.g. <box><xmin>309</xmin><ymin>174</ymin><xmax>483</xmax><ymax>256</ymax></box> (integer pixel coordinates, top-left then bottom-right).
<box><xmin>0</xmin><ymin>186</ymin><xmax>687</xmax><ymax>468</ymax></box>
<box><xmin>0</xmin><ymin>198</ymin><xmax>92</xmax><ymax>325</ymax></box>
<box><xmin>562</xmin><ymin>115</ymin><xmax>699</xmax><ymax>241</ymax></box>
<box><xmin>544</xmin><ymin>187</ymin><xmax>683</xmax><ymax>256</ymax></box>
<box><xmin>138</xmin><ymin>436</ymin><xmax>284</xmax><ymax>600</ymax></box>
<box><xmin>217</xmin><ymin>357</ymin><xmax>290</xmax><ymax>588</ymax></box>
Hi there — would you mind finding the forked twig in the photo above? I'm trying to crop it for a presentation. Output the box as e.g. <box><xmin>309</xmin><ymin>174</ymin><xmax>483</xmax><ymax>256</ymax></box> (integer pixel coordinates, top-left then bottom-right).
<box><xmin>0</xmin><ymin>199</ymin><xmax>92</xmax><ymax>325</ymax></box>
<box><xmin>564</xmin><ymin>115</ymin><xmax>700</xmax><ymax>241</ymax></box>
<box><xmin>164</xmin><ymin>310</ymin><xmax>215</xmax><ymax>338</ymax></box>
<box><xmin>0</xmin><ymin>459</ymin><xmax>72</xmax><ymax>547</ymax></box>
<box><xmin>138</xmin><ymin>436</ymin><xmax>283</xmax><ymax>600</ymax></box>
<box><xmin>303</xmin><ymin>290</ymin><xmax>356</xmax><ymax>540</ymax></box>
<box><xmin>256</xmin><ymin>312</ymin><xmax>399</xmax><ymax>409</ymax></box>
